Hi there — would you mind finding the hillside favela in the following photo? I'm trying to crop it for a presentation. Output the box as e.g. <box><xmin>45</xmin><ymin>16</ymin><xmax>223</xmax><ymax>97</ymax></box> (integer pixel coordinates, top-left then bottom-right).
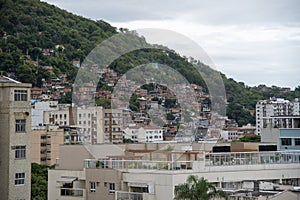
<box><xmin>1</xmin><ymin>0</ymin><xmax>300</xmax><ymax>200</ymax></box>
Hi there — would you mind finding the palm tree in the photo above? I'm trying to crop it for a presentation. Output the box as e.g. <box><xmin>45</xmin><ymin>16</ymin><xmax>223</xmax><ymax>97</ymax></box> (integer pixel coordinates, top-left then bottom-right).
<box><xmin>174</xmin><ymin>175</ymin><xmax>228</xmax><ymax>200</ymax></box>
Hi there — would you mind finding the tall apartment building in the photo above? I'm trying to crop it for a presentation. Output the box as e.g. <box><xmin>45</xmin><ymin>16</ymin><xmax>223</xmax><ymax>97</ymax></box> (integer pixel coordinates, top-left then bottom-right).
<box><xmin>32</xmin><ymin>125</ymin><xmax>64</xmax><ymax>166</ymax></box>
<box><xmin>44</xmin><ymin>106</ymin><xmax>105</xmax><ymax>144</ymax></box>
<box><xmin>0</xmin><ymin>76</ymin><xmax>32</xmax><ymax>200</ymax></box>
<box><xmin>256</xmin><ymin>98</ymin><xmax>299</xmax><ymax>135</ymax></box>
<box><xmin>103</xmin><ymin>109</ymin><xmax>123</xmax><ymax>143</ymax></box>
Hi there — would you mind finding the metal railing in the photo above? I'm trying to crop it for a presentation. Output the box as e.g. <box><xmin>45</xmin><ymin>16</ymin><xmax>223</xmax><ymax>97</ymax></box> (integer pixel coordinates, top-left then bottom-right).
<box><xmin>84</xmin><ymin>159</ymin><xmax>193</xmax><ymax>171</ymax></box>
<box><xmin>60</xmin><ymin>188</ymin><xmax>84</xmax><ymax>197</ymax></box>
<box><xmin>205</xmin><ymin>150</ymin><xmax>300</xmax><ymax>166</ymax></box>
<box><xmin>115</xmin><ymin>191</ymin><xmax>155</xmax><ymax>200</ymax></box>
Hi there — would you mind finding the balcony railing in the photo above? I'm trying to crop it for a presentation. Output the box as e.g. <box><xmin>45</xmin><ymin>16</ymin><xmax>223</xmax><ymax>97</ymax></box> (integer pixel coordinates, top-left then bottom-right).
<box><xmin>60</xmin><ymin>188</ymin><xmax>84</xmax><ymax>197</ymax></box>
<box><xmin>205</xmin><ymin>150</ymin><xmax>300</xmax><ymax>166</ymax></box>
<box><xmin>84</xmin><ymin>159</ymin><xmax>193</xmax><ymax>171</ymax></box>
<box><xmin>115</xmin><ymin>191</ymin><xmax>155</xmax><ymax>200</ymax></box>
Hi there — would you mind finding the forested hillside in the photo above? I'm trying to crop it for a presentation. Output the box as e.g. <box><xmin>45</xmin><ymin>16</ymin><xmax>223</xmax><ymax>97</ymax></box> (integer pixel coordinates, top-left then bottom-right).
<box><xmin>1</xmin><ymin>0</ymin><xmax>299</xmax><ymax>126</ymax></box>
<box><xmin>0</xmin><ymin>0</ymin><xmax>116</xmax><ymax>84</ymax></box>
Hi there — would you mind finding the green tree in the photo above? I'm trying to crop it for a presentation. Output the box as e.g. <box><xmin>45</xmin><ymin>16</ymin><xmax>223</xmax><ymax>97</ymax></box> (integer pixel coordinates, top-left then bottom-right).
<box><xmin>234</xmin><ymin>135</ymin><xmax>261</xmax><ymax>142</ymax></box>
<box><xmin>174</xmin><ymin>175</ymin><xmax>228</xmax><ymax>200</ymax></box>
<box><xmin>31</xmin><ymin>163</ymin><xmax>55</xmax><ymax>200</ymax></box>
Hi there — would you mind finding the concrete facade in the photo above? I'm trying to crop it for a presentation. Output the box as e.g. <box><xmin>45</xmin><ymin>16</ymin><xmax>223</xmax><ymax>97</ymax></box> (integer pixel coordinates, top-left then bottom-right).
<box><xmin>32</xmin><ymin>125</ymin><xmax>64</xmax><ymax>165</ymax></box>
<box><xmin>0</xmin><ymin>76</ymin><xmax>32</xmax><ymax>200</ymax></box>
<box><xmin>48</xmin><ymin>143</ymin><xmax>300</xmax><ymax>200</ymax></box>
<box><xmin>256</xmin><ymin>98</ymin><xmax>299</xmax><ymax>135</ymax></box>
<box><xmin>123</xmin><ymin>125</ymin><xmax>163</xmax><ymax>143</ymax></box>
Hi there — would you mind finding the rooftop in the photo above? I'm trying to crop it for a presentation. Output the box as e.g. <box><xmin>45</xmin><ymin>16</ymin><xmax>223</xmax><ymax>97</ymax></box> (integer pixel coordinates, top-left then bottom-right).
<box><xmin>0</xmin><ymin>75</ymin><xmax>21</xmax><ymax>83</ymax></box>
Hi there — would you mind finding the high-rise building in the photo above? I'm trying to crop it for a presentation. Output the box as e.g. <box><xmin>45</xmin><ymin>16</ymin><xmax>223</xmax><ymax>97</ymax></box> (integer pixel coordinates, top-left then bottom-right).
<box><xmin>0</xmin><ymin>76</ymin><xmax>32</xmax><ymax>200</ymax></box>
<box><xmin>44</xmin><ymin>105</ymin><xmax>105</xmax><ymax>144</ymax></box>
<box><xmin>32</xmin><ymin>125</ymin><xmax>64</xmax><ymax>166</ymax></box>
<box><xmin>103</xmin><ymin>109</ymin><xmax>123</xmax><ymax>143</ymax></box>
<box><xmin>256</xmin><ymin>98</ymin><xmax>299</xmax><ymax>135</ymax></box>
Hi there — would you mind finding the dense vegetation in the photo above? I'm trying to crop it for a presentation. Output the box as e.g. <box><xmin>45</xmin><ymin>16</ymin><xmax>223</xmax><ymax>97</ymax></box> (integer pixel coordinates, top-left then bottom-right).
<box><xmin>1</xmin><ymin>0</ymin><xmax>299</xmax><ymax>127</ymax></box>
<box><xmin>0</xmin><ymin>0</ymin><xmax>116</xmax><ymax>84</ymax></box>
<box><xmin>31</xmin><ymin>163</ymin><xmax>54</xmax><ymax>200</ymax></box>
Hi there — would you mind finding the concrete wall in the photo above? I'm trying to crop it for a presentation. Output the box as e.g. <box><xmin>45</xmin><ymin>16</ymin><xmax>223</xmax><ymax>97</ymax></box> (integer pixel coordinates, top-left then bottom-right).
<box><xmin>32</xmin><ymin>126</ymin><xmax>64</xmax><ymax>165</ymax></box>
<box><xmin>85</xmin><ymin>168</ymin><xmax>122</xmax><ymax>200</ymax></box>
<box><xmin>261</xmin><ymin>128</ymin><xmax>280</xmax><ymax>148</ymax></box>
<box><xmin>0</xmin><ymin>81</ymin><xmax>32</xmax><ymax>200</ymax></box>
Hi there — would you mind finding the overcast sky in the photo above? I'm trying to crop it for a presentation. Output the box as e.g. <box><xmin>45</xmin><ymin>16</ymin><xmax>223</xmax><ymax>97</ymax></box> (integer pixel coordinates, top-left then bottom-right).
<box><xmin>44</xmin><ymin>0</ymin><xmax>300</xmax><ymax>89</ymax></box>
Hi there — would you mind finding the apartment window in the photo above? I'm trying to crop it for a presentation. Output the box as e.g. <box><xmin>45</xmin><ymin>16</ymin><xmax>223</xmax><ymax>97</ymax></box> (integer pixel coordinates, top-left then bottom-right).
<box><xmin>281</xmin><ymin>138</ymin><xmax>292</xmax><ymax>146</ymax></box>
<box><xmin>15</xmin><ymin>173</ymin><xmax>25</xmax><ymax>185</ymax></box>
<box><xmin>15</xmin><ymin>146</ymin><xmax>26</xmax><ymax>159</ymax></box>
<box><xmin>295</xmin><ymin>138</ymin><xmax>300</xmax><ymax>146</ymax></box>
<box><xmin>16</xmin><ymin>119</ymin><xmax>26</xmax><ymax>132</ymax></box>
<box><xmin>109</xmin><ymin>183</ymin><xmax>115</xmax><ymax>193</ymax></box>
<box><xmin>14</xmin><ymin>90</ymin><xmax>27</xmax><ymax>101</ymax></box>
<box><xmin>90</xmin><ymin>182</ymin><xmax>96</xmax><ymax>192</ymax></box>
<box><xmin>41</xmin><ymin>135</ymin><xmax>47</xmax><ymax>139</ymax></box>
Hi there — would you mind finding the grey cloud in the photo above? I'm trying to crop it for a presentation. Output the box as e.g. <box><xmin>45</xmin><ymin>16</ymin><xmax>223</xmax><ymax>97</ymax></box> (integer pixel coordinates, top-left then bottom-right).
<box><xmin>44</xmin><ymin>0</ymin><xmax>300</xmax><ymax>25</ymax></box>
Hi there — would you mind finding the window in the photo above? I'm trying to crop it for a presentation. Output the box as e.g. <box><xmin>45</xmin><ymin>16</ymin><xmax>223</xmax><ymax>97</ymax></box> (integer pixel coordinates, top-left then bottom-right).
<box><xmin>16</xmin><ymin>119</ymin><xmax>26</xmax><ymax>132</ymax></box>
<box><xmin>14</xmin><ymin>90</ymin><xmax>27</xmax><ymax>101</ymax></box>
<box><xmin>15</xmin><ymin>173</ymin><xmax>25</xmax><ymax>185</ymax></box>
<box><xmin>281</xmin><ymin>138</ymin><xmax>292</xmax><ymax>146</ymax></box>
<box><xmin>109</xmin><ymin>183</ymin><xmax>115</xmax><ymax>193</ymax></box>
<box><xmin>15</xmin><ymin>146</ymin><xmax>26</xmax><ymax>159</ymax></box>
<box><xmin>90</xmin><ymin>182</ymin><xmax>96</xmax><ymax>192</ymax></box>
<box><xmin>295</xmin><ymin>138</ymin><xmax>300</xmax><ymax>146</ymax></box>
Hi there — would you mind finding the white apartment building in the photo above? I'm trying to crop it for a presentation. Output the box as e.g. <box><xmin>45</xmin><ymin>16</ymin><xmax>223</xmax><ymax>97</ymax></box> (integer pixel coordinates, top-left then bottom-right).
<box><xmin>256</xmin><ymin>98</ymin><xmax>299</xmax><ymax>135</ymax></box>
<box><xmin>31</xmin><ymin>100</ymin><xmax>58</xmax><ymax>126</ymax></box>
<box><xmin>123</xmin><ymin>125</ymin><xmax>164</xmax><ymax>143</ymax></box>
<box><xmin>76</xmin><ymin>106</ymin><xmax>104</xmax><ymax>144</ymax></box>
<box><xmin>43</xmin><ymin>106</ymin><xmax>104</xmax><ymax>144</ymax></box>
<box><xmin>48</xmin><ymin>143</ymin><xmax>300</xmax><ymax>200</ymax></box>
<box><xmin>43</xmin><ymin>105</ymin><xmax>71</xmax><ymax>126</ymax></box>
<box><xmin>0</xmin><ymin>76</ymin><xmax>32</xmax><ymax>200</ymax></box>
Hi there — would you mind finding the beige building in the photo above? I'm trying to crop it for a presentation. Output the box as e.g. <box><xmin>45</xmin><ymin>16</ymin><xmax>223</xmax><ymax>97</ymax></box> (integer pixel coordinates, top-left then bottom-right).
<box><xmin>0</xmin><ymin>76</ymin><xmax>32</xmax><ymax>200</ymax></box>
<box><xmin>103</xmin><ymin>109</ymin><xmax>123</xmax><ymax>143</ymax></box>
<box><xmin>48</xmin><ymin>142</ymin><xmax>300</xmax><ymax>200</ymax></box>
<box><xmin>32</xmin><ymin>125</ymin><xmax>64</xmax><ymax>166</ymax></box>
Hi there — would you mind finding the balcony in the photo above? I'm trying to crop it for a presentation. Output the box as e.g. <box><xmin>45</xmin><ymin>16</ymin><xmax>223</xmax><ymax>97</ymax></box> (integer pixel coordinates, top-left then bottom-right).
<box><xmin>84</xmin><ymin>159</ymin><xmax>193</xmax><ymax>171</ymax></box>
<box><xmin>205</xmin><ymin>150</ymin><xmax>300</xmax><ymax>166</ymax></box>
<box><xmin>115</xmin><ymin>191</ymin><xmax>155</xmax><ymax>200</ymax></box>
<box><xmin>60</xmin><ymin>188</ymin><xmax>84</xmax><ymax>197</ymax></box>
